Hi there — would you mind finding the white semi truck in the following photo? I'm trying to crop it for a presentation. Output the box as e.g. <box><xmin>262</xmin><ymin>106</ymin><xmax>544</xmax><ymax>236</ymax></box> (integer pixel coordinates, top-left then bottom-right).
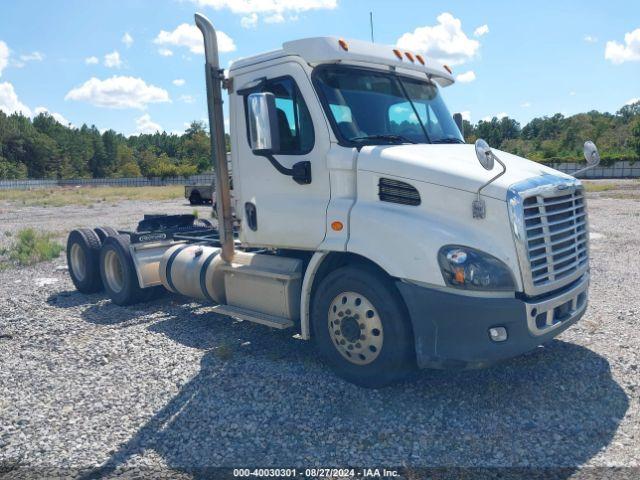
<box><xmin>65</xmin><ymin>14</ymin><xmax>600</xmax><ymax>387</ymax></box>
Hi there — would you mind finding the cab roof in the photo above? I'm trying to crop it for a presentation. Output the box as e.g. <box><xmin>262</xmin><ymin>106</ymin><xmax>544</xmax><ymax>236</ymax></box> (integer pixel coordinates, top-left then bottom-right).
<box><xmin>229</xmin><ymin>37</ymin><xmax>455</xmax><ymax>87</ymax></box>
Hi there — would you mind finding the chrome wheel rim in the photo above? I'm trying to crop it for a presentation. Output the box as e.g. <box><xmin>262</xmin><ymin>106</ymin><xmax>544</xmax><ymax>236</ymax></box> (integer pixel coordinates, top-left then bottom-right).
<box><xmin>103</xmin><ymin>250</ymin><xmax>124</xmax><ymax>293</ymax></box>
<box><xmin>70</xmin><ymin>243</ymin><xmax>86</xmax><ymax>281</ymax></box>
<box><xmin>328</xmin><ymin>291</ymin><xmax>383</xmax><ymax>365</ymax></box>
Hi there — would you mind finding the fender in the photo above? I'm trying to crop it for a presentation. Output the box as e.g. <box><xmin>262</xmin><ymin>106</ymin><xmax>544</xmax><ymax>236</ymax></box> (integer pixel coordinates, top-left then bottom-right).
<box><xmin>299</xmin><ymin>251</ymin><xmax>329</xmax><ymax>339</ymax></box>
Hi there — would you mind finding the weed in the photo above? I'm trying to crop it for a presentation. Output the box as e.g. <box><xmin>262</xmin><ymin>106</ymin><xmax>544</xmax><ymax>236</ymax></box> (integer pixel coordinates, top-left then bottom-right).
<box><xmin>192</xmin><ymin>209</ymin><xmax>199</xmax><ymax>219</ymax></box>
<box><xmin>4</xmin><ymin>228</ymin><xmax>64</xmax><ymax>266</ymax></box>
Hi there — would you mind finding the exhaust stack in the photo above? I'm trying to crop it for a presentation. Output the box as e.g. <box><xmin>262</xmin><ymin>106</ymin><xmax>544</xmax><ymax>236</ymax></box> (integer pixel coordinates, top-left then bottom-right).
<box><xmin>195</xmin><ymin>13</ymin><xmax>234</xmax><ymax>262</ymax></box>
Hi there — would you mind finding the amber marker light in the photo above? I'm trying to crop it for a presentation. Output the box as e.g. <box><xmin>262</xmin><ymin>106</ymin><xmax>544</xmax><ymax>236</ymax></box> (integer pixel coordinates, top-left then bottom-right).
<box><xmin>405</xmin><ymin>52</ymin><xmax>415</xmax><ymax>62</ymax></box>
<box><xmin>443</xmin><ymin>64</ymin><xmax>453</xmax><ymax>74</ymax></box>
<box><xmin>415</xmin><ymin>54</ymin><xmax>425</xmax><ymax>65</ymax></box>
<box><xmin>331</xmin><ymin>221</ymin><xmax>344</xmax><ymax>231</ymax></box>
<box><xmin>392</xmin><ymin>49</ymin><xmax>403</xmax><ymax>60</ymax></box>
<box><xmin>338</xmin><ymin>38</ymin><xmax>349</xmax><ymax>51</ymax></box>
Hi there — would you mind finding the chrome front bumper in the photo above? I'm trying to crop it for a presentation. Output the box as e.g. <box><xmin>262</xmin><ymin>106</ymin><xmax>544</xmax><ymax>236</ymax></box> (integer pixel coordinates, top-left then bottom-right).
<box><xmin>524</xmin><ymin>273</ymin><xmax>589</xmax><ymax>336</ymax></box>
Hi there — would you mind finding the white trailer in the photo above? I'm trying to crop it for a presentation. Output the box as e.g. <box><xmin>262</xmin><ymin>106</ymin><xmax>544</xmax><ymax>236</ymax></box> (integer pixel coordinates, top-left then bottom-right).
<box><xmin>65</xmin><ymin>14</ymin><xmax>601</xmax><ymax>387</ymax></box>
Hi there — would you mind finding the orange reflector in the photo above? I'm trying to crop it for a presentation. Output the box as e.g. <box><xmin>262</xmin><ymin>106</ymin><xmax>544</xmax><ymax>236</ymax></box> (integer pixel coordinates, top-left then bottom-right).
<box><xmin>454</xmin><ymin>268</ymin><xmax>465</xmax><ymax>284</ymax></box>
<box><xmin>443</xmin><ymin>64</ymin><xmax>453</xmax><ymax>74</ymax></box>
<box><xmin>338</xmin><ymin>38</ymin><xmax>349</xmax><ymax>51</ymax></box>
<box><xmin>415</xmin><ymin>54</ymin><xmax>425</xmax><ymax>65</ymax></box>
<box><xmin>405</xmin><ymin>52</ymin><xmax>415</xmax><ymax>62</ymax></box>
<box><xmin>392</xmin><ymin>49</ymin><xmax>403</xmax><ymax>60</ymax></box>
<box><xmin>331</xmin><ymin>221</ymin><xmax>344</xmax><ymax>232</ymax></box>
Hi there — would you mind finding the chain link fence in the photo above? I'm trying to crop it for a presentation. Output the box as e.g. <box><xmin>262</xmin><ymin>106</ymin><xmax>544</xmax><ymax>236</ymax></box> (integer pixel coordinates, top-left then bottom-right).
<box><xmin>0</xmin><ymin>173</ymin><xmax>217</xmax><ymax>191</ymax></box>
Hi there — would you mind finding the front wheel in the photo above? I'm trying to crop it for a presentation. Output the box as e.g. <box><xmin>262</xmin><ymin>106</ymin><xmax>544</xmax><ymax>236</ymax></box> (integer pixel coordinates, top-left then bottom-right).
<box><xmin>311</xmin><ymin>265</ymin><xmax>415</xmax><ymax>388</ymax></box>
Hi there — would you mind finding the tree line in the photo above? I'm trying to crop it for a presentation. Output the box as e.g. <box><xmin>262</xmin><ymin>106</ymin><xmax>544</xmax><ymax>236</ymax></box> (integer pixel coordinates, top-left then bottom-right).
<box><xmin>462</xmin><ymin>101</ymin><xmax>640</xmax><ymax>166</ymax></box>
<box><xmin>1</xmin><ymin>102</ymin><xmax>639</xmax><ymax>180</ymax></box>
<box><xmin>0</xmin><ymin>111</ymin><xmax>228</xmax><ymax>180</ymax></box>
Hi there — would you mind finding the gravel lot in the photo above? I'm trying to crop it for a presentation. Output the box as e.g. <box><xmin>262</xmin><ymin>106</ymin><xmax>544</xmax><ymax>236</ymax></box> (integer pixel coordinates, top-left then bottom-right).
<box><xmin>0</xmin><ymin>182</ymin><xmax>639</xmax><ymax>478</ymax></box>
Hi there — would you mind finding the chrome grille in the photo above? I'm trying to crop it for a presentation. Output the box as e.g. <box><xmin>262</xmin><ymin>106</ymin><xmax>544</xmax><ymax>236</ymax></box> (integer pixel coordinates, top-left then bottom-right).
<box><xmin>523</xmin><ymin>189</ymin><xmax>588</xmax><ymax>288</ymax></box>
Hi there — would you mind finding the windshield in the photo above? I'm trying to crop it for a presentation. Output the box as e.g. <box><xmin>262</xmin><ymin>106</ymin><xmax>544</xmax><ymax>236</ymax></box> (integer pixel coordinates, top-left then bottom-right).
<box><xmin>314</xmin><ymin>66</ymin><xmax>464</xmax><ymax>145</ymax></box>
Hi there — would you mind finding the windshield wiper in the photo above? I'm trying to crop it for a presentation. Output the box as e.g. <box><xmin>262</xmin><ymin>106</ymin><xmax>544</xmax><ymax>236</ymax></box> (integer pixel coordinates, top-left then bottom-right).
<box><xmin>431</xmin><ymin>137</ymin><xmax>465</xmax><ymax>144</ymax></box>
<box><xmin>350</xmin><ymin>134</ymin><xmax>416</xmax><ymax>144</ymax></box>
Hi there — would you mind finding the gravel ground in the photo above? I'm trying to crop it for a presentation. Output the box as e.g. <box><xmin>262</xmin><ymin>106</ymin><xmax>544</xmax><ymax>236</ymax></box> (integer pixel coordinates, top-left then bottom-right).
<box><xmin>0</xmin><ymin>182</ymin><xmax>639</xmax><ymax>479</ymax></box>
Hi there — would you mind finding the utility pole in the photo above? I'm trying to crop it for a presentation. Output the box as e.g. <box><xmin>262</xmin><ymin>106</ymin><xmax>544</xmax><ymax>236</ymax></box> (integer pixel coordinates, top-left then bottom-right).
<box><xmin>369</xmin><ymin>11</ymin><xmax>374</xmax><ymax>43</ymax></box>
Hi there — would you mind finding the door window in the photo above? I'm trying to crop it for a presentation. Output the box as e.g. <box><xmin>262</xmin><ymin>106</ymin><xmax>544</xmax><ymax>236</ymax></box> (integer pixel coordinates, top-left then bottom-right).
<box><xmin>260</xmin><ymin>77</ymin><xmax>314</xmax><ymax>154</ymax></box>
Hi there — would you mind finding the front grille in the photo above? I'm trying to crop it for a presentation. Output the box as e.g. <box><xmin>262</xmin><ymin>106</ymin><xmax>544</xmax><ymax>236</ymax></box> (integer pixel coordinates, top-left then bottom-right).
<box><xmin>522</xmin><ymin>189</ymin><xmax>588</xmax><ymax>288</ymax></box>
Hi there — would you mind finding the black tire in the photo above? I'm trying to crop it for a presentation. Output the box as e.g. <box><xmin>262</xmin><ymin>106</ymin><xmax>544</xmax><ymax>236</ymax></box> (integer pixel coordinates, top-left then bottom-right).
<box><xmin>311</xmin><ymin>265</ymin><xmax>415</xmax><ymax>388</ymax></box>
<box><xmin>93</xmin><ymin>226</ymin><xmax>118</xmax><ymax>243</ymax></box>
<box><xmin>189</xmin><ymin>191</ymin><xmax>202</xmax><ymax>205</ymax></box>
<box><xmin>66</xmin><ymin>228</ymin><xmax>103</xmax><ymax>293</ymax></box>
<box><xmin>99</xmin><ymin>234</ymin><xmax>145</xmax><ymax>306</ymax></box>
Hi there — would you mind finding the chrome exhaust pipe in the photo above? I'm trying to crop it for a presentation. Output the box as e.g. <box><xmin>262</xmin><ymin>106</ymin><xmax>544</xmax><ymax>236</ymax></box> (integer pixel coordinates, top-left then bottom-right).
<box><xmin>195</xmin><ymin>13</ymin><xmax>234</xmax><ymax>262</ymax></box>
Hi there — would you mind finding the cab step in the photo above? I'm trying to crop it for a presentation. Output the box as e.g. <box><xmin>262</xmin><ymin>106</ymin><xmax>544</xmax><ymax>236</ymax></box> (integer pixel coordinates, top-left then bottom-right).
<box><xmin>211</xmin><ymin>304</ymin><xmax>294</xmax><ymax>329</ymax></box>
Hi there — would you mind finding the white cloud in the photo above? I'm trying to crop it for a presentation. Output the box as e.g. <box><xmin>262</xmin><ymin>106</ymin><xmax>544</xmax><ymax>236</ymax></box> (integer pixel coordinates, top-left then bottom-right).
<box><xmin>584</xmin><ymin>35</ymin><xmax>597</xmax><ymax>43</ymax></box>
<box><xmin>158</xmin><ymin>48</ymin><xmax>174</xmax><ymax>57</ymax></box>
<box><xmin>569</xmin><ymin>91</ymin><xmax>576</xmax><ymax>96</ymax></box>
<box><xmin>626</xmin><ymin>97</ymin><xmax>640</xmax><ymax>105</ymax></box>
<box><xmin>104</xmin><ymin>51</ymin><xmax>122</xmax><ymax>68</ymax></box>
<box><xmin>460</xmin><ymin>110</ymin><xmax>471</xmax><ymax>121</ymax></box>
<box><xmin>474</xmin><ymin>24</ymin><xmax>489</xmax><ymax>37</ymax></box>
<box><xmin>241</xmin><ymin>13</ymin><xmax>258</xmax><ymax>28</ymax></box>
<box><xmin>34</xmin><ymin>106</ymin><xmax>72</xmax><ymax>126</ymax></box>
<box><xmin>154</xmin><ymin>23</ymin><xmax>236</xmax><ymax>55</ymax></box>
<box><xmin>191</xmin><ymin>0</ymin><xmax>336</xmax><ymax>24</ymax></box>
<box><xmin>264</xmin><ymin>13</ymin><xmax>285</xmax><ymax>23</ymax></box>
<box><xmin>396</xmin><ymin>13</ymin><xmax>480</xmax><ymax>66</ymax></box>
<box><xmin>179</xmin><ymin>94</ymin><xmax>195</xmax><ymax>103</ymax></box>
<box><xmin>65</xmin><ymin>76</ymin><xmax>170</xmax><ymax>109</ymax></box>
<box><xmin>605</xmin><ymin>28</ymin><xmax>640</xmax><ymax>64</ymax></box>
<box><xmin>0</xmin><ymin>41</ymin><xmax>8</xmax><ymax>76</ymax></box>
<box><xmin>456</xmin><ymin>70</ymin><xmax>476</xmax><ymax>83</ymax></box>
<box><xmin>481</xmin><ymin>112</ymin><xmax>508</xmax><ymax>122</ymax></box>
<box><xmin>0</xmin><ymin>82</ymin><xmax>32</xmax><ymax>116</ymax></box>
<box><xmin>122</xmin><ymin>32</ymin><xmax>134</xmax><ymax>48</ymax></box>
<box><xmin>85</xmin><ymin>56</ymin><xmax>99</xmax><ymax>65</ymax></box>
<box><xmin>20</xmin><ymin>51</ymin><xmax>44</xmax><ymax>62</ymax></box>
<box><xmin>135</xmin><ymin>113</ymin><xmax>162</xmax><ymax>134</ymax></box>
<box><xmin>521</xmin><ymin>101</ymin><xmax>531</xmax><ymax>108</ymax></box>
<box><xmin>173</xmin><ymin>78</ymin><xmax>186</xmax><ymax>86</ymax></box>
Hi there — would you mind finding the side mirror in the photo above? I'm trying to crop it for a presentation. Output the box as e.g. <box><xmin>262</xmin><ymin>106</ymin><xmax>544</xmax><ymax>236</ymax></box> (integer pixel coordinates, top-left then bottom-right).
<box><xmin>247</xmin><ymin>92</ymin><xmax>280</xmax><ymax>154</ymax></box>
<box><xmin>574</xmin><ymin>140</ymin><xmax>601</xmax><ymax>177</ymax></box>
<box><xmin>583</xmin><ymin>140</ymin><xmax>600</xmax><ymax>167</ymax></box>
<box><xmin>453</xmin><ymin>113</ymin><xmax>464</xmax><ymax>136</ymax></box>
<box><xmin>474</xmin><ymin>139</ymin><xmax>494</xmax><ymax>170</ymax></box>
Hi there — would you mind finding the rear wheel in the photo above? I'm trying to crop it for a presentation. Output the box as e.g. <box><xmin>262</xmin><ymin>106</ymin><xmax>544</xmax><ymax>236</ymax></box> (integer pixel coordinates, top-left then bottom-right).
<box><xmin>67</xmin><ymin>228</ymin><xmax>103</xmax><ymax>293</ymax></box>
<box><xmin>99</xmin><ymin>234</ymin><xmax>145</xmax><ymax>306</ymax></box>
<box><xmin>311</xmin><ymin>265</ymin><xmax>415</xmax><ymax>388</ymax></box>
<box><xmin>93</xmin><ymin>226</ymin><xmax>118</xmax><ymax>243</ymax></box>
<box><xmin>189</xmin><ymin>191</ymin><xmax>202</xmax><ymax>205</ymax></box>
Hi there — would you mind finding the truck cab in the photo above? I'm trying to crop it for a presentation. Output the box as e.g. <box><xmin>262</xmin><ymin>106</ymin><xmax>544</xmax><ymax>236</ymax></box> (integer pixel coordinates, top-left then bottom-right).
<box><xmin>66</xmin><ymin>15</ymin><xmax>598</xmax><ymax>387</ymax></box>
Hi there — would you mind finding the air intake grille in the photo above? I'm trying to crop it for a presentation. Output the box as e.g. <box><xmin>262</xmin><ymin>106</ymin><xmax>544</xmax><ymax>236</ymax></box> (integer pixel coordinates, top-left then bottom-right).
<box><xmin>378</xmin><ymin>178</ymin><xmax>421</xmax><ymax>206</ymax></box>
<box><xmin>523</xmin><ymin>189</ymin><xmax>588</xmax><ymax>287</ymax></box>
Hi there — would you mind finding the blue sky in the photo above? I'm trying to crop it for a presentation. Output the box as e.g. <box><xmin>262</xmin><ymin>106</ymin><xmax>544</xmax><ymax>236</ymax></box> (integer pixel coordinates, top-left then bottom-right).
<box><xmin>0</xmin><ymin>0</ymin><xmax>638</xmax><ymax>136</ymax></box>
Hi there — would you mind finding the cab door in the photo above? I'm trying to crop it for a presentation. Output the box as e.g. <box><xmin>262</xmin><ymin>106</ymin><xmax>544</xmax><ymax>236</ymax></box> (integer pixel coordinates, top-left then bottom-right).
<box><xmin>232</xmin><ymin>61</ymin><xmax>331</xmax><ymax>249</ymax></box>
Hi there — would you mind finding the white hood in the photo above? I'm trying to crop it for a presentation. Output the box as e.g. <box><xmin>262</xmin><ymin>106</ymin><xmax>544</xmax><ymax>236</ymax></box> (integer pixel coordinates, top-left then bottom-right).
<box><xmin>357</xmin><ymin>144</ymin><xmax>573</xmax><ymax>201</ymax></box>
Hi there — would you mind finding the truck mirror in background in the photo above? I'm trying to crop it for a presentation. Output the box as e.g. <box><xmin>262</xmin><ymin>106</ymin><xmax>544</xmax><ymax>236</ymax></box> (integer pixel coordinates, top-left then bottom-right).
<box><xmin>247</xmin><ymin>92</ymin><xmax>280</xmax><ymax>154</ymax></box>
<box><xmin>573</xmin><ymin>140</ymin><xmax>601</xmax><ymax>177</ymax></box>
<box><xmin>453</xmin><ymin>113</ymin><xmax>464</xmax><ymax>137</ymax></box>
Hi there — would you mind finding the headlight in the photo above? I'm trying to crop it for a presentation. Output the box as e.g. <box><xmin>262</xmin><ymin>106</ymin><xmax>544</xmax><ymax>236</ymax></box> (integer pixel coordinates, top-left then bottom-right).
<box><xmin>438</xmin><ymin>245</ymin><xmax>516</xmax><ymax>291</ymax></box>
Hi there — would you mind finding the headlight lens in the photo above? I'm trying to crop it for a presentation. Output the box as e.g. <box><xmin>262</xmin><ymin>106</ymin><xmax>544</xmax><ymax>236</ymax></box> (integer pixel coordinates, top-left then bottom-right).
<box><xmin>438</xmin><ymin>245</ymin><xmax>516</xmax><ymax>291</ymax></box>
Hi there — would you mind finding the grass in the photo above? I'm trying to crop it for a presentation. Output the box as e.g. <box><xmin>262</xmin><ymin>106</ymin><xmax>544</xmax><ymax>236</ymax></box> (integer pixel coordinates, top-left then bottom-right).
<box><xmin>1</xmin><ymin>228</ymin><xmax>63</xmax><ymax>268</ymax></box>
<box><xmin>0</xmin><ymin>185</ymin><xmax>184</xmax><ymax>207</ymax></box>
<box><xmin>584</xmin><ymin>182</ymin><xmax>616</xmax><ymax>192</ymax></box>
